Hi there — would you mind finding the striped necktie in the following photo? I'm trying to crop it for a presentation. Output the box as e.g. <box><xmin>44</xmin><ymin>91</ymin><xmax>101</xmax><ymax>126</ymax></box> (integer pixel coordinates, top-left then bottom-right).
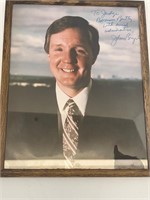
<box><xmin>63</xmin><ymin>99</ymin><xmax>82</xmax><ymax>168</ymax></box>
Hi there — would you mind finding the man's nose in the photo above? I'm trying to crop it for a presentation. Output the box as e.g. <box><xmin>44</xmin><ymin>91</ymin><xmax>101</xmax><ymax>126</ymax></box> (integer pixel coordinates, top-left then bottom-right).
<box><xmin>62</xmin><ymin>49</ymin><xmax>77</xmax><ymax>64</ymax></box>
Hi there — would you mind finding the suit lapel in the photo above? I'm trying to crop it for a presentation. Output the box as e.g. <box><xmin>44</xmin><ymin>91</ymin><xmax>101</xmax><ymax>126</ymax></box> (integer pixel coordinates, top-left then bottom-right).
<box><xmin>46</xmin><ymin>82</ymin><xmax>63</xmax><ymax>157</ymax></box>
<box><xmin>77</xmin><ymin>80</ymin><xmax>101</xmax><ymax>156</ymax></box>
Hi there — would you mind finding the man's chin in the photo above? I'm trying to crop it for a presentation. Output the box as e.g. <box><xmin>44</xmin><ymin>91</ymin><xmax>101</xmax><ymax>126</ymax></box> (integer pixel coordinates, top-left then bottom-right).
<box><xmin>59</xmin><ymin>82</ymin><xmax>88</xmax><ymax>90</ymax></box>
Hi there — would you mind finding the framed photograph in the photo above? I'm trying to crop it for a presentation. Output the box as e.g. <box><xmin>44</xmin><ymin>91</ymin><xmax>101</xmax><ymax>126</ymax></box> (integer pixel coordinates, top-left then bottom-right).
<box><xmin>0</xmin><ymin>0</ymin><xmax>150</xmax><ymax>177</ymax></box>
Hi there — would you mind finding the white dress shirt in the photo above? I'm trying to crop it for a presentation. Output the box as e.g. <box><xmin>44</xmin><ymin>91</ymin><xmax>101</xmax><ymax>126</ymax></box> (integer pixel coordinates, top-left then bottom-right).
<box><xmin>56</xmin><ymin>80</ymin><xmax>92</xmax><ymax>128</ymax></box>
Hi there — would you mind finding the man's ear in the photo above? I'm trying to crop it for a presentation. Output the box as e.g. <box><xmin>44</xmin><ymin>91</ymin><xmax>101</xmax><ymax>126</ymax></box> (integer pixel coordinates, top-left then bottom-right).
<box><xmin>48</xmin><ymin>54</ymin><xmax>50</xmax><ymax>61</ymax></box>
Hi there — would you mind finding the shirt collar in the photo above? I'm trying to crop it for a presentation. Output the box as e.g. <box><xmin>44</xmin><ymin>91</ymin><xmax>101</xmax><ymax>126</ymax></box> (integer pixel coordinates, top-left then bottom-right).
<box><xmin>56</xmin><ymin>80</ymin><xmax>92</xmax><ymax>116</ymax></box>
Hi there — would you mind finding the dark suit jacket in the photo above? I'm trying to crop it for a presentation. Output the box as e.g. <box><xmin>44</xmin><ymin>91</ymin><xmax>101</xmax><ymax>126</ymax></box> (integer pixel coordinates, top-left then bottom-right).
<box><xmin>5</xmin><ymin>80</ymin><xmax>147</xmax><ymax>166</ymax></box>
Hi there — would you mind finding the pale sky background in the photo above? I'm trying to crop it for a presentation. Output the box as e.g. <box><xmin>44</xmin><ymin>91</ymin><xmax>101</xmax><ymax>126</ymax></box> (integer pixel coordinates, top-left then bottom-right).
<box><xmin>10</xmin><ymin>4</ymin><xmax>142</xmax><ymax>79</ymax></box>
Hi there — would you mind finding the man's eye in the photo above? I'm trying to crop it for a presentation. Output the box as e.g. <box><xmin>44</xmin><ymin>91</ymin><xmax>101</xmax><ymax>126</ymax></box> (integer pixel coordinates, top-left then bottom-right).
<box><xmin>54</xmin><ymin>48</ymin><xmax>63</xmax><ymax>52</ymax></box>
<box><xmin>76</xmin><ymin>48</ymin><xmax>87</xmax><ymax>55</ymax></box>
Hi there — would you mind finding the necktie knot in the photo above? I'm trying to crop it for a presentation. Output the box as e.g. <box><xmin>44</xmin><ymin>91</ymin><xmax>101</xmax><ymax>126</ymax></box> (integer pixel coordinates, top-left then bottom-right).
<box><xmin>66</xmin><ymin>99</ymin><xmax>75</xmax><ymax>107</ymax></box>
<box><xmin>65</xmin><ymin>99</ymin><xmax>81</xmax><ymax>116</ymax></box>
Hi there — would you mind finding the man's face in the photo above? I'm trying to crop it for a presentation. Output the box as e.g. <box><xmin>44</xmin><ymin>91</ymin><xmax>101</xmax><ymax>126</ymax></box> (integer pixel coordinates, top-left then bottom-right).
<box><xmin>48</xmin><ymin>28</ymin><xmax>95</xmax><ymax>92</ymax></box>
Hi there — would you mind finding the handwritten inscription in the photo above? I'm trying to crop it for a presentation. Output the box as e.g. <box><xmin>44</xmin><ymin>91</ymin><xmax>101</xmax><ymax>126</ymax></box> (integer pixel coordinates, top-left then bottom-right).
<box><xmin>111</xmin><ymin>33</ymin><xmax>139</xmax><ymax>46</ymax></box>
<box><xmin>91</xmin><ymin>9</ymin><xmax>139</xmax><ymax>46</ymax></box>
<box><xmin>91</xmin><ymin>9</ymin><xmax>119</xmax><ymax>18</ymax></box>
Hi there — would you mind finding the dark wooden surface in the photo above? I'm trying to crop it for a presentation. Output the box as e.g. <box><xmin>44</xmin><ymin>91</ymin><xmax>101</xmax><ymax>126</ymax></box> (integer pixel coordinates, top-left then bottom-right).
<box><xmin>0</xmin><ymin>0</ymin><xmax>150</xmax><ymax>177</ymax></box>
<box><xmin>0</xmin><ymin>1</ymin><xmax>13</xmax><ymax>172</ymax></box>
<box><xmin>138</xmin><ymin>0</ymin><xmax>150</xmax><ymax>170</ymax></box>
<box><xmin>1</xmin><ymin>169</ymin><xmax>150</xmax><ymax>177</ymax></box>
<box><xmin>9</xmin><ymin>0</ymin><xmax>145</xmax><ymax>8</ymax></box>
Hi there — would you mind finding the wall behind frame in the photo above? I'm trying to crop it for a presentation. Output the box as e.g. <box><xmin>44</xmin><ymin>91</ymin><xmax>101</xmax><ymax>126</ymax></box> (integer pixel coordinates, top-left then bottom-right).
<box><xmin>0</xmin><ymin>0</ymin><xmax>150</xmax><ymax>199</ymax></box>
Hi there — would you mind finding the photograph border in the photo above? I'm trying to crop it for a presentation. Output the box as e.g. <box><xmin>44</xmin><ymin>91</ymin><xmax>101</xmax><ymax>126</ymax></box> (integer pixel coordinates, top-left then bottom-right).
<box><xmin>0</xmin><ymin>0</ymin><xmax>150</xmax><ymax>177</ymax></box>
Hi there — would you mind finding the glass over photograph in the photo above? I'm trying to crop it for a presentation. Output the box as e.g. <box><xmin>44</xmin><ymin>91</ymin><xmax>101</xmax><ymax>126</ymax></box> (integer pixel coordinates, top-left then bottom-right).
<box><xmin>4</xmin><ymin>3</ymin><xmax>148</xmax><ymax>170</ymax></box>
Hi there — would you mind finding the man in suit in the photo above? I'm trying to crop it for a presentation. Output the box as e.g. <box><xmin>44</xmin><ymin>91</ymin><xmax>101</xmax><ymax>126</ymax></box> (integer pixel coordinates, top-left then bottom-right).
<box><xmin>5</xmin><ymin>16</ymin><xmax>147</xmax><ymax>169</ymax></box>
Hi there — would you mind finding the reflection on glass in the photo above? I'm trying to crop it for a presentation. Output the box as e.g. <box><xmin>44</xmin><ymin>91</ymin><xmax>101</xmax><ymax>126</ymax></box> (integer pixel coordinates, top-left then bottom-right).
<box><xmin>4</xmin><ymin>4</ymin><xmax>148</xmax><ymax>169</ymax></box>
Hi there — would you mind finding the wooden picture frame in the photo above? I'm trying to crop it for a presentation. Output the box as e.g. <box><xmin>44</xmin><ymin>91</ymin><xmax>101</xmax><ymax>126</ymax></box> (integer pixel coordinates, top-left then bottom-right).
<box><xmin>0</xmin><ymin>0</ymin><xmax>150</xmax><ymax>177</ymax></box>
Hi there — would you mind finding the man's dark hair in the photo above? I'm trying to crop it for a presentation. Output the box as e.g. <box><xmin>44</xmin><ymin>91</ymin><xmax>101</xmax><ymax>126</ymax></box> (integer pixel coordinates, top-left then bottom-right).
<box><xmin>44</xmin><ymin>16</ymin><xmax>100</xmax><ymax>61</ymax></box>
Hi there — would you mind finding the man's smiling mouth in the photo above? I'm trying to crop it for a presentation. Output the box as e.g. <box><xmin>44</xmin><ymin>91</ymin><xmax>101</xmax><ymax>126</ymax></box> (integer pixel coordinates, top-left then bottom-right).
<box><xmin>62</xmin><ymin>68</ymin><xmax>75</xmax><ymax>73</ymax></box>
